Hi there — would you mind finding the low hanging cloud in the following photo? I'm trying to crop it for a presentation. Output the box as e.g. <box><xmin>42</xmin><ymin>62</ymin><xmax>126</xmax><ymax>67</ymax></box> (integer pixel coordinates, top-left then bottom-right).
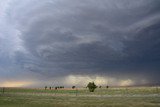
<box><xmin>0</xmin><ymin>0</ymin><xmax>160</xmax><ymax>87</ymax></box>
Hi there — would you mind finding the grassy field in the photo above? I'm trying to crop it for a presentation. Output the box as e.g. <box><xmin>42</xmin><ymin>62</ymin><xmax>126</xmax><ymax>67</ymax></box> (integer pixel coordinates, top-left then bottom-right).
<box><xmin>0</xmin><ymin>87</ymin><xmax>160</xmax><ymax>107</ymax></box>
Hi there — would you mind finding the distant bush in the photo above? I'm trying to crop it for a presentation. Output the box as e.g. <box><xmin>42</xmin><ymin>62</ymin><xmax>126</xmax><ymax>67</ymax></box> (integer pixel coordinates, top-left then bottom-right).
<box><xmin>55</xmin><ymin>87</ymin><xmax>58</xmax><ymax>90</ymax></box>
<box><xmin>87</xmin><ymin>82</ymin><xmax>97</xmax><ymax>92</ymax></box>
<box><xmin>45</xmin><ymin>86</ymin><xmax>47</xmax><ymax>90</ymax></box>
<box><xmin>49</xmin><ymin>87</ymin><xmax>52</xmax><ymax>90</ymax></box>
<box><xmin>72</xmin><ymin>86</ymin><xmax>76</xmax><ymax>89</ymax></box>
<box><xmin>106</xmin><ymin>86</ymin><xmax>109</xmax><ymax>89</ymax></box>
<box><xmin>55</xmin><ymin>86</ymin><xmax>64</xmax><ymax>90</ymax></box>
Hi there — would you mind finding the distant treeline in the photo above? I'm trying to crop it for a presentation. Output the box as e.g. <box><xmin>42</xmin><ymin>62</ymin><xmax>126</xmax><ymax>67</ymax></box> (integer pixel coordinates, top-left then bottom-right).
<box><xmin>45</xmin><ymin>86</ymin><xmax>64</xmax><ymax>90</ymax></box>
<box><xmin>44</xmin><ymin>82</ymin><xmax>109</xmax><ymax>92</ymax></box>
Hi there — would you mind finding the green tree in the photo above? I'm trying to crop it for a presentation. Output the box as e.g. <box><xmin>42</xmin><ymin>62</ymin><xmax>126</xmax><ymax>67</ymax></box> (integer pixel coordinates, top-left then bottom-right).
<box><xmin>87</xmin><ymin>82</ymin><xmax>97</xmax><ymax>92</ymax></box>
<box><xmin>72</xmin><ymin>86</ymin><xmax>76</xmax><ymax>89</ymax></box>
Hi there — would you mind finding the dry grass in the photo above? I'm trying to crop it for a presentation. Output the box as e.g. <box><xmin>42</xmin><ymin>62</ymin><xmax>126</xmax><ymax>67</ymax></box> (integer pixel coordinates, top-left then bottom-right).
<box><xmin>0</xmin><ymin>87</ymin><xmax>160</xmax><ymax>107</ymax></box>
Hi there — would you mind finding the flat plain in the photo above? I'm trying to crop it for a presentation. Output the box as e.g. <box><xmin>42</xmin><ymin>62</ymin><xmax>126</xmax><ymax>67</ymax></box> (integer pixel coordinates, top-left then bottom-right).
<box><xmin>0</xmin><ymin>87</ymin><xmax>160</xmax><ymax>107</ymax></box>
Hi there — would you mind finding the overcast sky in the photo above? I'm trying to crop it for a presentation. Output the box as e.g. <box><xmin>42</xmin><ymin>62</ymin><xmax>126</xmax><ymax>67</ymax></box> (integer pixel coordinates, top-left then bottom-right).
<box><xmin>0</xmin><ymin>0</ymin><xmax>160</xmax><ymax>87</ymax></box>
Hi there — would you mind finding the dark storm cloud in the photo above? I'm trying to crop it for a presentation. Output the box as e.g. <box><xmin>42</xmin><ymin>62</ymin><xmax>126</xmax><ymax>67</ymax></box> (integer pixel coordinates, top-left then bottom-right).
<box><xmin>1</xmin><ymin>0</ymin><xmax>160</xmax><ymax>85</ymax></box>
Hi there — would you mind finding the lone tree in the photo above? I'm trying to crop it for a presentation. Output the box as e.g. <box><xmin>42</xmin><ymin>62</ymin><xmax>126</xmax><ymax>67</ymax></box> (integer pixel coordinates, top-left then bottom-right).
<box><xmin>72</xmin><ymin>86</ymin><xmax>76</xmax><ymax>89</ymax></box>
<box><xmin>87</xmin><ymin>82</ymin><xmax>97</xmax><ymax>92</ymax></box>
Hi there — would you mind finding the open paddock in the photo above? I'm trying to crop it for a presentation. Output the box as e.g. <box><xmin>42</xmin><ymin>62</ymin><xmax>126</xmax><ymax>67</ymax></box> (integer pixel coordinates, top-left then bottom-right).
<box><xmin>0</xmin><ymin>87</ymin><xmax>160</xmax><ymax>107</ymax></box>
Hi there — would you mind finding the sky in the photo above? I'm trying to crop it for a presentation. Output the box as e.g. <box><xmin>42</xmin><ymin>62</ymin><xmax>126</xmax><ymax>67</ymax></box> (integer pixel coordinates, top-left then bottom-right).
<box><xmin>0</xmin><ymin>0</ymin><xmax>160</xmax><ymax>87</ymax></box>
